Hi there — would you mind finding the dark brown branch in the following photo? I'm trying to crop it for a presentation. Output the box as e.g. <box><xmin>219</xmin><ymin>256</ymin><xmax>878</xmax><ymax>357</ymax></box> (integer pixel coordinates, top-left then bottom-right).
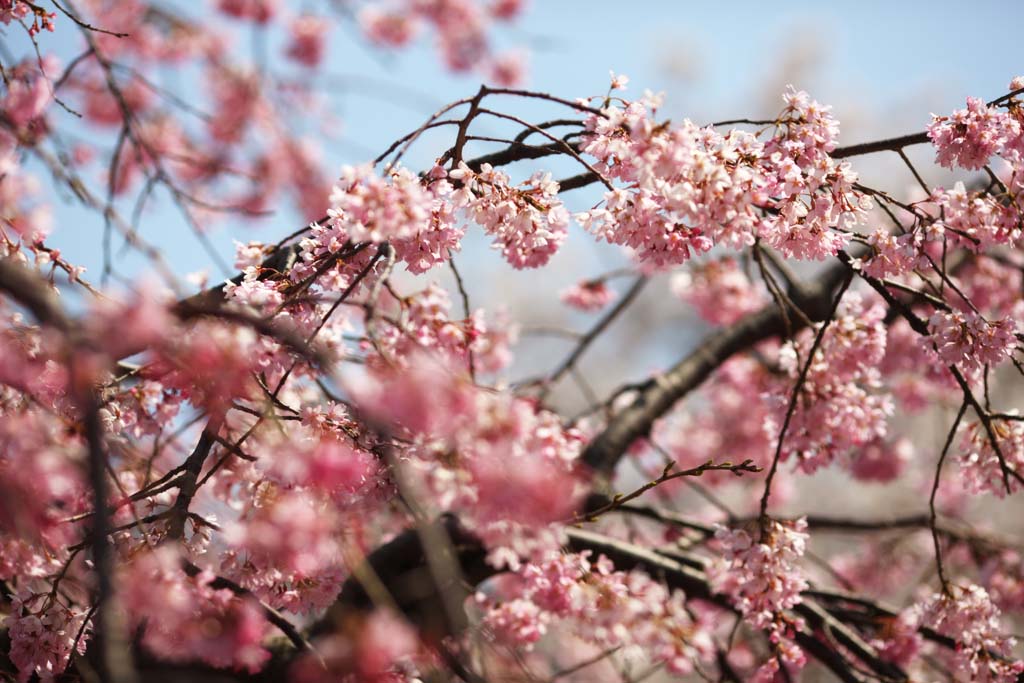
<box><xmin>831</xmin><ymin>132</ymin><xmax>931</xmax><ymax>159</ymax></box>
<box><xmin>166</xmin><ymin>420</ymin><xmax>221</xmax><ymax>540</ymax></box>
<box><xmin>581</xmin><ymin>259</ymin><xmax>852</xmax><ymax>476</ymax></box>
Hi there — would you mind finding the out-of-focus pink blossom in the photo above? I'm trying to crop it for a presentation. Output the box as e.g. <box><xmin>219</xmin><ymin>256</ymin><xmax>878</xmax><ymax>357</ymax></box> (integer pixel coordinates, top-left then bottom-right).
<box><xmin>121</xmin><ymin>547</ymin><xmax>270</xmax><ymax>672</ymax></box>
<box><xmin>560</xmin><ymin>279</ymin><xmax>616</xmax><ymax>312</ymax></box>
<box><xmin>487</xmin><ymin>51</ymin><xmax>527</xmax><ymax>87</ymax></box>
<box><xmin>292</xmin><ymin>610</ymin><xmax>421</xmax><ymax>683</ymax></box>
<box><xmin>286</xmin><ymin>15</ymin><xmax>330</xmax><ymax>68</ymax></box>
<box><xmin>2</xmin><ymin>73</ymin><xmax>51</xmax><ymax>128</ymax></box>
<box><xmin>216</xmin><ymin>0</ymin><xmax>278</xmax><ymax>23</ymax></box>
<box><xmin>849</xmin><ymin>437</ymin><xmax>913</xmax><ymax>482</ymax></box>
<box><xmin>671</xmin><ymin>257</ymin><xmax>764</xmax><ymax>325</ymax></box>
<box><xmin>359</xmin><ymin>7</ymin><xmax>419</xmax><ymax>47</ymax></box>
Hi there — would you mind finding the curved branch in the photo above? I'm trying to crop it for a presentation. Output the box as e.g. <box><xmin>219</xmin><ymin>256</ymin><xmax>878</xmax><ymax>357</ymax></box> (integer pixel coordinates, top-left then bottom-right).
<box><xmin>581</xmin><ymin>259</ymin><xmax>852</xmax><ymax>476</ymax></box>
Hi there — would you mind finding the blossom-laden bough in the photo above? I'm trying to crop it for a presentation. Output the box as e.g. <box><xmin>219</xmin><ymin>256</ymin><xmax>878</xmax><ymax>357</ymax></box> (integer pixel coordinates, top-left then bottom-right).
<box><xmin>3</xmin><ymin>3</ymin><xmax>1024</xmax><ymax>681</ymax></box>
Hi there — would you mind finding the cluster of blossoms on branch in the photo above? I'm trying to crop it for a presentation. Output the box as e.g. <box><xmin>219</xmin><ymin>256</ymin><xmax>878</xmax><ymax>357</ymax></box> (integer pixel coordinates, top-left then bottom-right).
<box><xmin>479</xmin><ymin>551</ymin><xmax>715</xmax><ymax>675</ymax></box>
<box><xmin>4</xmin><ymin>1</ymin><xmax>1024</xmax><ymax>676</ymax></box>
<box><xmin>576</xmin><ymin>84</ymin><xmax>867</xmax><ymax>266</ymax></box>
<box><xmin>710</xmin><ymin>519</ymin><xmax>809</xmax><ymax>680</ymax></box>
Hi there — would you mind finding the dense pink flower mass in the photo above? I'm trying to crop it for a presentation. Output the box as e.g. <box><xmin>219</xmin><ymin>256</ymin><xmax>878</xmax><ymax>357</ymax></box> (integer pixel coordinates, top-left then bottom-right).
<box><xmin>918</xmin><ymin>584</ymin><xmax>1024</xmax><ymax>683</ymax></box>
<box><xmin>4</xmin><ymin>4</ymin><xmax>1024</xmax><ymax>679</ymax></box>
<box><xmin>577</xmin><ymin>83</ymin><xmax>867</xmax><ymax>267</ymax></box>
<box><xmin>928</xmin><ymin>97</ymin><xmax>1021</xmax><ymax>170</ymax></box>
<box><xmin>5</xmin><ymin>592</ymin><xmax>90</xmax><ymax>682</ymax></box>
<box><xmin>560</xmin><ymin>279</ymin><xmax>617</xmax><ymax>311</ymax></box>
<box><xmin>765</xmin><ymin>293</ymin><xmax>893</xmax><ymax>473</ymax></box>
<box><xmin>450</xmin><ymin>162</ymin><xmax>570</xmax><ymax>268</ymax></box>
<box><xmin>710</xmin><ymin>519</ymin><xmax>809</xmax><ymax>676</ymax></box>
<box><xmin>959</xmin><ymin>417</ymin><xmax>1024</xmax><ymax>497</ymax></box>
<box><xmin>479</xmin><ymin>552</ymin><xmax>715</xmax><ymax>674</ymax></box>
<box><xmin>122</xmin><ymin>548</ymin><xmax>271</xmax><ymax>672</ymax></box>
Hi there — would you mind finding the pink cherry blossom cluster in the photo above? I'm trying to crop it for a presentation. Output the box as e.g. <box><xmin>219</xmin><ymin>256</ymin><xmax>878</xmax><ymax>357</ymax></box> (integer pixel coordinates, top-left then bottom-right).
<box><xmin>559</xmin><ymin>279</ymin><xmax>617</xmax><ymax>312</ymax></box>
<box><xmin>4</xmin><ymin>591</ymin><xmax>90</xmax><ymax>682</ymax></box>
<box><xmin>857</xmin><ymin>227</ymin><xmax>925</xmax><ymax>279</ymax></box>
<box><xmin>368</xmin><ymin>282</ymin><xmax>515</xmax><ymax>374</ymax></box>
<box><xmin>959</xmin><ymin>416</ymin><xmax>1024</xmax><ymax>497</ymax></box>
<box><xmin>121</xmin><ymin>547</ymin><xmax>271</xmax><ymax>672</ymax></box>
<box><xmin>352</xmin><ymin>352</ymin><xmax>586</xmax><ymax>563</ymax></box>
<box><xmin>765</xmin><ymin>293</ymin><xmax>894</xmax><ymax>473</ymax></box>
<box><xmin>932</xmin><ymin>182</ymin><xmax>1022</xmax><ymax>249</ymax></box>
<box><xmin>670</xmin><ymin>256</ymin><xmax>766</xmax><ymax>325</ymax></box>
<box><xmin>0</xmin><ymin>0</ymin><xmax>53</xmax><ymax>34</ymax></box>
<box><xmin>479</xmin><ymin>551</ymin><xmax>715</xmax><ymax>675</ymax></box>
<box><xmin>928</xmin><ymin>308</ymin><xmax>1019</xmax><ymax>376</ymax></box>
<box><xmin>709</xmin><ymin>519</ymin><xmax>809</xmax><ymax>675</ymax></box>
<box><xmin>577</xmin><ymin>83</ymin><xmax>867</xmax><ymax>267</ymax></box>
<box><xmin>327</xmin><ymin>164</ymin><xmax>437</xmax><ymax>244</ymax></box>
<box><xmin>928</xmin><ymin>95</ymin><xmax>1022</xmax><ymax>170</ymax></box>
<box><xmin>450</xmin><ymin>162</ymin><xmax>570</xmax><ymax>269</ymax></box>
<box><xmin>307</xmin><ymin>166</ymin><xmax>464</xmax><ymax>276</ymax></box>
<box><xmin>917</xmin><ymin>583</ymin><xmax>1024</xmax><ymax>683</ymax></box>
<box><xmin>577</xmin><ymin>96</ymin><xmax>756</xmax><ymax>265</ymax></box>
<box><xmin>758</xmin><ymin>87</ymin><xmax>865</xmax><ymax>261</ymax></box>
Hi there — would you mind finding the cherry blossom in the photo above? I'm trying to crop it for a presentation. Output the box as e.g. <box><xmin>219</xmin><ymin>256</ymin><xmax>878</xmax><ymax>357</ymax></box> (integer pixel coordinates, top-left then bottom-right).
<box><xmin>709</xmin><ymin>519</ymin><xmax>809</xmax><ymax>674</ymax></box>
<box><xmin>121</xmin><ymin>547</ymin><xmax>271</xmax><ymax>672</ymax></box>
<box><xmin>928</xmin><ymin>97</ymin><xmax>1020</xmax><ymax>170</ymax></box>
<box><xmin>928</xmin><ymin>309</ymin><xmax>1019</xmax><ymax>376</ymax></box>
<box><xmin>5</xmin><ymin>592</ymin><xmax>90</xmax><ymax>682</ymax></box>
<box><xmin>959</xmin><ymin>416</ymin><xmax>1024</xmax><ymax>497</ymax></box>
<box><xmin>450</xmin><ymin>162</ymin><xmax>570</xmax><ymax>269</ymax></box>
<box><xmin>765</xmin><ymin>293</ymin><xmax>894</xmax><ymax>473</ymax></box>
<box><xmin>918</xmin><ymin>584</ymin><xmax>1024</xmax><ymax>683</ymax></box>
<box><xmin>671</xmin><ymin>256</ymin><xmax>765</xmax><ymax>325</ymax></box>
<box><xmin>560</xmin><ymin>279</ymin><xmax>617</xmax><ymax>312</ymax></box>
<box><xmin>478</xmin><ymin>552</ymin><xmax>715</xmax><ymax>674</ymax></box>
<box><xmin>286</xmin><ymin>15</ymin><xmax>330</xmax><ymax>68</ymax></box>
<box><xmin>4</xmin><ymin>8</ymin><xmax>1024</xmax><ymax>680</ymax></box>
<box><xmin>578</xmin><ymin>84</ymin><xmax>867</xmax><ymax>267</ymax></box>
